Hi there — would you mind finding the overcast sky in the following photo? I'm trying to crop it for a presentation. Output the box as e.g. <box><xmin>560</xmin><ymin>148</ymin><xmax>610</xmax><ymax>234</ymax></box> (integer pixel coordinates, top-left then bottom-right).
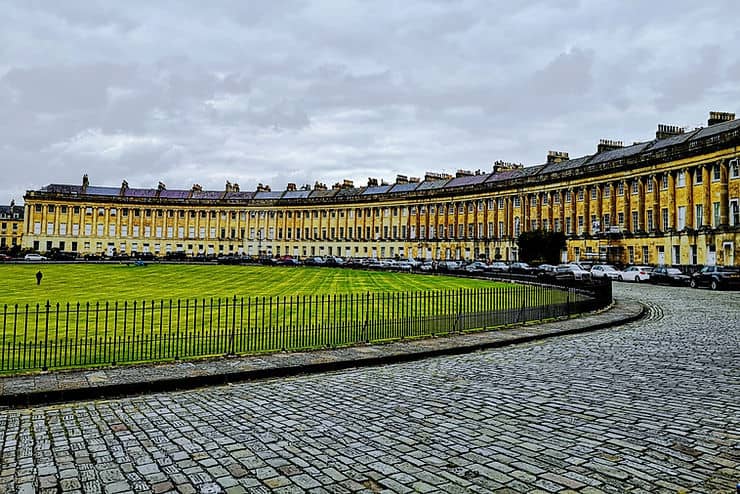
<box><xmin>2</xmin><ymin>0</ymin><xmax>739</xmax><ymax>204</ymax></box>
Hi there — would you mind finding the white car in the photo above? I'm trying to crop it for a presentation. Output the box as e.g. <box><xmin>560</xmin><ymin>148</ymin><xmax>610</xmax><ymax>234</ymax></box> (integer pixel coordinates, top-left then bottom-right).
<box><xmin>489</xmin><ymin>261</ymin><xmax>509</xmax><ymax>272</ymax></box>
<box><xmin>620</xmin><ymin>266</ymin><xmax>652</xmax><ymax>282</ymax></box>
<box><xmin>395</xmin><ymin>261</ymin><xmax>414</xmax><ymax>271</ymax></box>
<box><xmin>465</xmin><ymin>261</ymin><xmax>489</xmax><ymax>272</ymax></box>
<box><xmin>590</xmin><ymin>264</ymin><xmax>623</xmax><ymax>280</ymax></box>
<box><xmin>556</xmin><ymin>264</ymin><xmax>591</xmax><ymax>280</ymax></box>
<box><xmin>24</xmin><ymin>253</ymin><xmax>48</xmax><ymax>261</ymax></box>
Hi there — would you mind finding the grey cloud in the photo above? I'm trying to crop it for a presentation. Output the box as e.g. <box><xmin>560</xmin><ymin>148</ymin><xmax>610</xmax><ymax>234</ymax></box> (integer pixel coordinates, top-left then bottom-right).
<box><xmin>1</xmin><ymin>0</ymin><xmax>739</xmax><ymax>202</ymax></box>
<box><xmin>653</xmin><ymin>45</ymin><xmax>722</xmax><ymax>112</ymax></box>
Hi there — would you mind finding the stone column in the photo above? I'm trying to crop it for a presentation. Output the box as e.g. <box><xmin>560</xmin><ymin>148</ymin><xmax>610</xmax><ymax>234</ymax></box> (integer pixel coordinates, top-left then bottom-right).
<box><xmin>667</xmin><ymin>171</ymin><xmax>676</xmax><ymax>230</ymax></box>
<box><xmin>686</xmin><ymin>168</ymin><xmax>694</xmax><ymax>228</ymax></box>
<box><xmin>583</xmin><ymin>186</ymin><xmax>591</xmax><ymax>235</ymax></box>
<box><xmin>622</xmin><ymin>180</ymin><xmax>630</xmax><ymax>232</ymax></box>
<box><xmin>595</xmin><ymin>185</ymin><xmax>603</xmax><ymax>233</ymax></box>
<box><xmin>702</xmin><ymin>165</ymin><xmax>711</xmax><ymax>227</ymax></box>
<box><xmin>652</xmin><ymin>175</ymin><xmax>660</xmax><ymax>232</ymax></box>
<box><xmin>719</xmin><ymin>159</ymin><xmax>729</xmax><ymax>226</ymax></box>
<box><xmin>637</xmin><ymin>177</ymin><xmax>645</xmax><ymax>232</ymax></box>
<box><xmin>558</xmin><ymin>190</ymin><xmax>566</xmax><ymax>233</ymax></box>
<box><xmin>570</xmin><ymin>188</ymin><xmax>577</xmax><ymax>235</ymax></box>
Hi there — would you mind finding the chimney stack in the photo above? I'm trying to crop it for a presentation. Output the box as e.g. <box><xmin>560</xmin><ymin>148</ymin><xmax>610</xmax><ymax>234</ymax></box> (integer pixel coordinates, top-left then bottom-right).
<box><xmin>656</xmin><ymin>124</ymin><xmax>684</xmax><ymax>140</ymax></box>
<box><xmin>547</xmin><ymin>151</ymin><xmax>569</xmax><ymax>164</ymax></box>
<box><xmin>424</xmin><ymin>172</ymin><xmax>452</xmax><ymax>181</ymax></box>
<box><xmin>492</xmin><ymin>161</ymin><xmax>524</xmax><ymax>174</ymax></box>
<box><xmin>597</xmin><ymin>139</ymin><xmax>623</xmax><ymax>153</ymax></box>
<box><xmin>708</xmin><ymin>111</ymin><xmax>735</xmax><ymax>126</ymax></box>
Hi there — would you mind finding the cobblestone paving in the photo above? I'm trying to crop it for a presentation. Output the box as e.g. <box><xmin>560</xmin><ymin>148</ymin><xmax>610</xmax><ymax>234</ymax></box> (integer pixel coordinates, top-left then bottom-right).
<box><xmin>1</xmin><ymin>284</ymin><xmax>738</xmax><ymax>493</ymax></box>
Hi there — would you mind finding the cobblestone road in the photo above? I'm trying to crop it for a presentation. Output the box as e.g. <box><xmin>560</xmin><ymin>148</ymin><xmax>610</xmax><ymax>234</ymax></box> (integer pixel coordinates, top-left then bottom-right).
<box><xmin>1</xmin><ymin>284</ymin><xmax>738</xmax><ymax>493</ymax></box>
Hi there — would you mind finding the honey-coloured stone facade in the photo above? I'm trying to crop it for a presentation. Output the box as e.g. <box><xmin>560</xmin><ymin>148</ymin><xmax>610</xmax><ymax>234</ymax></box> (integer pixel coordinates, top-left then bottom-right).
<box><xmin>21</xmin><ymin>112</ymin><xmax>740</xmax><ymax>267</ymax></box>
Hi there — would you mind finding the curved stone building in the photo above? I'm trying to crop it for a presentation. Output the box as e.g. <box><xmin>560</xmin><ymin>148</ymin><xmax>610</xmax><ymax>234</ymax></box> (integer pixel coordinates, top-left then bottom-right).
<box><xmin>22</xmin><ymin>111</ymin><xmax>740</xmax><ymax>266</ymax></box>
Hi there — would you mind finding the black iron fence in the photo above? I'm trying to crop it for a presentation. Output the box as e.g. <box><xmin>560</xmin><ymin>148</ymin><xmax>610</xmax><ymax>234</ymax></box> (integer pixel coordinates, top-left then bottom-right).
<box><xmin>1</xmin><ymin>279</ymin><xmax>611</xmax><ymax>373</ymax></box>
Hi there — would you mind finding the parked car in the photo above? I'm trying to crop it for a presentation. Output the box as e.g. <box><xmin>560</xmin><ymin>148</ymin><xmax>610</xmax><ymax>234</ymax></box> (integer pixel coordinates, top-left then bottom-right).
<box><xmin>404</xmin><ymin>258</ymin><xmax>422</xmax><ymax>268</ymax></box>
<box><xmin>556</xmin><ymin>263</ymin><xmax>591</xmax><ymax>280</ymax></box>
<box><xmin>689</xmin><ymin>265</ymin><xmax>740</xmax><ymax>290</ymax></box>
<box><xmin>590</xmin><ymin>264</ymin><xmax>623</xmax><ymax>280</ymax></box>
<box><xmin>489</xmin><ymin>261</ymin><xmax>509</xmax><ymax>272</ymax></box>
<box><xmin>437</xmin><ymin>260</ymin><xmax>461</xmax><ymax>271</ymax></box>
<box><xmin>465</xmin><ymin>261</ymin><xmax>489</xmax><ymax>272</ymax></box>
<box><xmin>395</xmin><ymin>260</ymin><xmax>414</xmax><ymax>271</ymax></box>
<box><xmin>419</xmin><ymin>261</ymin><xmax>434</xmax><ymax>272</ymax></box>
<box><xmin>274</xmin><ymin>255</ymin><xmax>301</xmax><ymax>266</ymax></box>
<box><xmin>216</xmin><ymin>254</ymin><xmax>242</xmax><ymax>265</ymax></box>
<box><xmin>24</xmin><ymin>253</ymin><xmax>47</xmax><ymax>261</ymax></box>
<box><xmin>304</xmin><ymin>256</ymin><xmax>326</xmax><ymax>266</ymax></box>
<box><xmin>324</xmin><ymin>256</ymin><xmax>345</xmax><ymax>266</ymax></box>
<box><xmin>509</xmin><ymin>262</ymin><xmax>535</xmax><ymax>274</ymax></box>
<box><xmin>620</xmin><ymin>266</ymin><xmax>652</xmax><ymax>282</ymax></box>
<box><xmin>536</xmin><ymin>264</ymin><xmax>576</xmax><ymax>282</ymax></box>
<box><xmin>650</xmin><ymin>266</ymin><xmax>691</xmax><ymax>286</ymax></box>
<box><xmin>0</xmin><ymin>253</ymin><xmax>13</xmax><ymax>262</ymax></box>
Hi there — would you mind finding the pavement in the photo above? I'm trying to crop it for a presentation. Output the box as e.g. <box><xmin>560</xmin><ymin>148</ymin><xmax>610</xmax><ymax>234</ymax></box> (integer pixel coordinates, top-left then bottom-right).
<box><xmin>0</xmin><ymin>298</ymin><xmax>642</xmax><ymax>408</ymax></box>
<box><xmin>1</xmin><ymin>284</ymin><xmax>738</xmax><ymax>494</ymax></box>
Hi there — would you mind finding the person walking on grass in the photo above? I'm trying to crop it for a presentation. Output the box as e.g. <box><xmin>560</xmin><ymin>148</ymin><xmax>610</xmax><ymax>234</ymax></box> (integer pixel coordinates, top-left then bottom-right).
<box><xmin>36</xmin><ymin>270</ymin><xmax>43</xmax><ymax>285</ymax></box>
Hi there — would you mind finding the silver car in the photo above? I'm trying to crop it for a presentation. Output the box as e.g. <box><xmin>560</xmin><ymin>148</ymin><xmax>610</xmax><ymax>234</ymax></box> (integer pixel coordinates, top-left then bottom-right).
<box><xmin>590</xmin><ymin>264</ymin><xmax>623</xmax><ymax>280</ymax></box>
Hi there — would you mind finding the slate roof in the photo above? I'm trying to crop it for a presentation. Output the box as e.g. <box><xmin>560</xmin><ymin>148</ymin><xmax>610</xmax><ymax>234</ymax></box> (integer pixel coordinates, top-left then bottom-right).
<box><xmin>190</xmin><ymin>190</ymin><xmax>223</xmax><ymax>200</ymax></box>
<box><xmin>389</xmin><ymin>182</ymin><xmax>420</xmax><ymax>193</ymax></box>
<box><xmin>0</xmin><ymin>205</ymin><xmax>24</xmax><ymax>219</ymax></box>
<box><xmin>362</xmin><ymin>185</ymin><xmax>393</xmax><ymax>195</ymax></box>
<box><xmin>124</xmin><ymin>188</ymin><xmax>158</xmax><ymax>198</ymax></box>
<box><xmin>84</xmin><ymin>186</ymin><xmax>120</xmax><ymax>196</ymax></box>
<box><xmin>589</xmin><ymin>142</ymin><xmax>652</xmax><ymax>165</ymax></box>
<box><xmin>282</xmin><ymin>190</ymin><xmax>312</xmax><ymax>199</ymax></box>
<box><xmin>42</xmin><ymin>184</ymin><xmax>83</xmax><ymax>194</ymax></box>
<box><xmin>485</xmin><ymin>169</ymin><xmax>525</xmax><ymax>183</ymax></box>
<box><xmin>690</xmin><ymin>117</ymin><xmax>740</xmax><ymax>140</ymax></box>
<box><xmin>254</xmin><ymin>191</ymin><xmax>284</xmax><ymax>200</ymax></box>
<box><xmin>158</xmin><ymin>190</ymin><xmax>190</xmax><ymax>199</ymax></box>
<box><xmin>538</xmin><ymin>155</ymin><xmax>593</xmax><ymax>175</ymax></box>
<box><xmin>445</xmin><ymin>174</ymin><xmax>490</xmax><ymax>188</ymax></box>
<box><xmin>309</xmin><ymin>189</ymin><xmax>339</xmax><ymax>198</ymax></box>
<box><xmin>644</xmin><ymin>130</ymin><xmax>698</xmax><ymax>151</ymax></box>
<box><xmin>335</xmin><ymin>187</ymin><xmax>365</xmax><ymax>198</ymax></box>
<box><xmin>416</xmin><ymin>179</ymin><xmax>450</xmax><ymax>190</ymax></box>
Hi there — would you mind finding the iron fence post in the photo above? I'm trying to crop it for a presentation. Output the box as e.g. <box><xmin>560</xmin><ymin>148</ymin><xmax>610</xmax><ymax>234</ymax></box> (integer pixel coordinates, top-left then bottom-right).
<box><xmin>42</xmin><ymin>301</ymin><xmax>50</xmax><ymax>371</ymax></box>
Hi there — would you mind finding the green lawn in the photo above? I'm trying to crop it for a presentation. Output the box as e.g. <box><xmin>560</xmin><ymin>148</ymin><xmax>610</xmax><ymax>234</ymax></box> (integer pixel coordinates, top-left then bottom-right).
<box><xmin>0</xmin><ymin>264</ymin><xmax>499</xmax><ymax>307</ymax></box>
<box><xmin>0</xmin><ymin>264</ymin><xmax>579</xmax><ymax>373</ymax></box>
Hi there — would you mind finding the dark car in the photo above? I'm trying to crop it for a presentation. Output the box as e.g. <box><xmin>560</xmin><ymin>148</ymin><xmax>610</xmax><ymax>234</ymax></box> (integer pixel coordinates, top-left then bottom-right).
<box><xmin>690</xmin><ymin>265</ymin><xmax>740</xmax><ymax>290</ymax></box>
<box><xmin>509</xmin><ymin>262</ymin><xmax>535</xmax><ymax>274</ymax></box>
<box><xmin>0</xmin><ymin>253</ymin><xmax>13</xmax><ymax>262</ymax></box>
<box><xmin>274</xmin><ymin>255</ymin><xmax>301</xmax><ymax>266</ymax></box>
<box><xmin>49</xmin><ymin>250</ymin><xmax>78</xmax><ymax>261</ymax></box>
<box><xmin>216</xmin><ymin>254</ymin><xmax>242</xmax><ymax>265</ymax></box>
<box><xmin>304</xmin><ymin>256</ymin><xmax>326</xmax><ymax>266</ymax></box>
<box><xmin>537</xmin><ymin>264</ymin><xmax>572</xmax><ymax>282</ymax></box>
<box><xmin>650</xmin><ymin>266</ymin><xmax>690</xmax><ymax>286</ymax></box>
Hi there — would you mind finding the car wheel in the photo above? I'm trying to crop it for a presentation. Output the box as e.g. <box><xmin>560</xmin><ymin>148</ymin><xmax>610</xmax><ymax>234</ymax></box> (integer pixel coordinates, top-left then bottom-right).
<box><xmin>710</xmin><ymin>279</ymin><xmax>719</xmax><ymax>291</ymax></box>
<box><xmin>689</xmin><ymin>278</ymin><xmax>697</xmax><ymax>288</ymax></box>
<box><xmin>618</xmin><ymin>275</ymin><xmax>623</xmax><ymax>281</ymax></box>
<box><xmin>634</xmin><ymin>276</ymin><xmax>640</xmax><ymax>283</ymax></box>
